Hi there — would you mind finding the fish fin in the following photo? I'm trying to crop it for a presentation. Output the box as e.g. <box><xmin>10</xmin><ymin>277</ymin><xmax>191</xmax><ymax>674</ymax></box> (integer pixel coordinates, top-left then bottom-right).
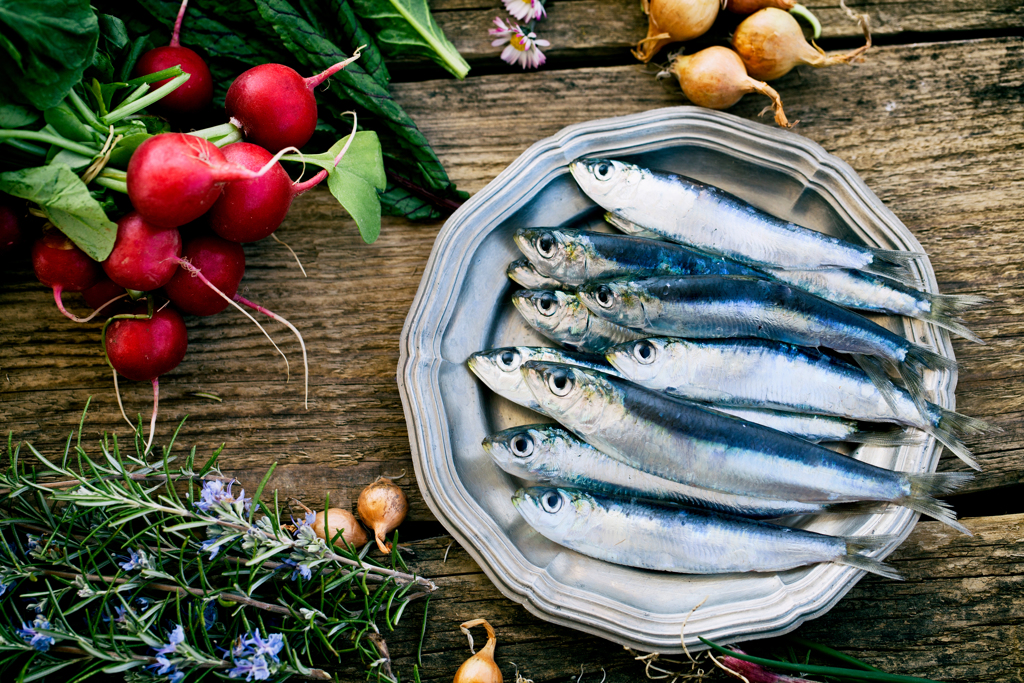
<box><xmin>902</xmin><ymin>471</ymin><xmax>975</xmax><ymax>535</ymax></box>
<box><xmin>836</xmin><ymin>552</ymin><xmax>903</xmax><ymax>580</ymax></box>
<box><xmin>862</xmin><ymin>248</ymin><xmax>927</xmax><ymax>289</ymax></box>
<box><xmin>898</xmin><ymin>345</ymin><xmax>959</xmax><ymax>422</ymax></box>
<box><xmin>852</xmin><ymin>354</ymin><xmax>904</xmax><ymax>416</ymax></box>
<box><xmin>842</xmin><ymin>427</ymin><xmax>920</xmax><ymax>447</ymax></box>
<box><xmin>914</xmin><ymin>292</ymin><xmax>989</xmax><ymax>344</ymax></box>
<box><xmin>821</xmin><ymin>500</ymin><xmax>891</xmax><ymax>516</ymax></box>
<box><xmin>923</xmin><ymin>406</ymin><xmax>1001</xmax><ymax>471</ymax></box>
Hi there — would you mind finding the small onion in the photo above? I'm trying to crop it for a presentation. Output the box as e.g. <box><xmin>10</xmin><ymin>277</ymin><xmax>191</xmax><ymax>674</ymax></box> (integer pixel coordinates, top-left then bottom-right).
<box><xmin>633</xmin><ymin>0</ymin><xmax>720</xmax><ymax>63</ymax></box>
<box><xmin>662</xmin><ymin>46</ymin><xmax>792</xmax><ymax>128</ymax></box>
<box><xmin>313</xmin><ymin>508</ymin><xmax>369</xmax><ymax>548</ymax></box>
<box><xmin>453</xmin><ymin>619</ymin><xmax>502</xmax><ymax>683</ymax></box>
<box><xmin>732</xmin><ymin>8</ymin><xmax>869</xmax><ymax>82</ymax></box>
<box><xmin>357</xmin><ymin>476</ymin><xmax>408</xmax><ymax>554</ymax></box>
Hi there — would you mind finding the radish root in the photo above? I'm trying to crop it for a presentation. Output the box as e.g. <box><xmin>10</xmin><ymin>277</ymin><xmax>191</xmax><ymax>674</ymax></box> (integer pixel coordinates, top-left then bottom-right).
<box><xmin>271</xmin><ymin>233</ymin><xmax>307</xmax><ymax>277</ymax></box>
<box><xmin>53</xmin><ymin>288</ymin><xmax>128</xmax><ymax>323</ymax></box>
<box><xmin>147</xmin><ymin>377</ymin><xmax>159</xmax><ymax>453</ymax></box>
<box><xmin>112</xmin><ymin>368</ymin><xmax>135</xmax><ymax>431</ymax></box>
<box><xmin>234</xmin><ymin>294</ymin><xmax>309</xmax><ymax>410</ymax></box>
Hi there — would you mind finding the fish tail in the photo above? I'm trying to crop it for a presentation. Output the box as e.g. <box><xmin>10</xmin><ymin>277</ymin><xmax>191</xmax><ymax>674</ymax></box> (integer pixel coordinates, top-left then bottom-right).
<box><xmin>844</xmin><ymin>427</ymin><xmax>920</xmax><ymax>447</ymax></box>
<box><xmin>924</xmin><ymin>406</ymin><xmax>1001</xmax><ymax>471</ymax></box>
<box><xmin>893</xmin><ymin>345</ymin><xmax>958</xmax><ymax>424</ymax></box>
<box><xmin>863</xmin><ymin>248</ymin><xmax>927</xmax><ymax>289</ymax></box>
<box><xmin>844</xmin><ymin>533</ymin><xmax>900</xmax><ymax>552</ymax></box>
<box><xmin>914</xmin><ymin>292</ymin><xmax>988</xmax><ymax>344</ymax></box>
<box><xmin>902</xmin><ymin>471</ymin><xmax>975</xmax><ymax>535</ymax></box>
<box><xmin>836</xmin><ymin>552</ymin><xmax>903</xmax><ymax>580</ymax></box>
<box><xmin>852</xmin><ymin>355</ymin><xmax>904</xmax><ymax>416</ymax></box>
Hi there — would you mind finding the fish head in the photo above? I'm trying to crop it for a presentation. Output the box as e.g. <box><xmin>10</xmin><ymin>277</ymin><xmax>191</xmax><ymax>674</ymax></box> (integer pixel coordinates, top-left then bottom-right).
<box><xmin>569</xmin><ymin>158</ymin><xmax>643</xmax><ymax>210</ymax></box>
<box><xmin>605</xmin><ymin>338</ymin><xmax>667</xmax><ymax>383</ymax></box>
<box><xmin>515</xmin><ymin>227</ymin><xmax>586</xmax><ymax>282</ymax></box>
<box><xmin>512</xmin><ymin>289</ymin><xmax>581</xmax><ymax>339</ymax></box>
<box><xmin>467</xmin><ymin>347</ymin><xmax>533</xmax><ymax>400</ymax></box>
<box><xmin>520</xmin><ymin>361</ymin><xmax>618</xmax><ymax>437</ymax></box>
<box><xmin>512</xmin><ymin>487</ymin><xmax>591</xmax><ymax>542</ymax></box>
<box><xmin>483</xmin><ymin>424</ymin><xmax>565</xmax><ymax>481</ymax></box>
<box><xmin>577</xmin><ymin>280</ymin><xmax>649</xmax><ymax>329</ymax></box>
<box><xmin>507</xmin><ymin>258</ymin><xmax>560</xmax><ymax>290</ymax></box>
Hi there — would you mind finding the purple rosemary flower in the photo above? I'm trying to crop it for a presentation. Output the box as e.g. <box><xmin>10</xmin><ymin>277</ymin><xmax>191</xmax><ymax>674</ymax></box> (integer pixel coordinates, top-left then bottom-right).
<box><xmin>155</xmin><ymin>624</ymin><xmax>186</xmax><ymax>656</ymax></box>
<box><xmin>228</xmin><ymin>654</ymin><xmax>271</xmax><ymax>681</ymax></box>
<box><xmin>194</xmin><ymin>479</ymin><xmax>251</xmax><ymax>513</ymax></box>
<box><xmin>18</xmin><ymin>616</ymin><xmax>55</xmax><ymax>652</ymax></box>
<box><xmin>119</xmin><ymin>547</ymin><xmax>148</xmax><ymax>572</ymax></box>
<box><xmin>244</xmin><ymin>631</ymin><xmax>285</xmax><ymax>663</ymax></box>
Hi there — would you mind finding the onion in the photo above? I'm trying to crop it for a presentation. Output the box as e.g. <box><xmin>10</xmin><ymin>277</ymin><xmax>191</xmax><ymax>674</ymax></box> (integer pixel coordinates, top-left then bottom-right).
<box><xmin>357</xmin><ymin>476</ymin><xmax>408</xmax><ymax>554</ymax></box>
<box><xmin>453</xmin><ymin>619</ymin><xmax>502</xmax><ymax>683</ymax></box>
<box><xmin>633</xmin><ymin>0</ymin><xmax>720</xmax><ymax>63</ymax></box>
<box><xmin>662</xmin><ymin>46</ymin><xmax>792</xmax><ymax>127</ymax></box>
<box><xmin>313</xmin><ymin>508</ymin><xmax>369</xmax><ymax>548</ymax></box>
<box><xmin>732</xmin><ymin>7</ymin><xmax>869</xmax><ymax>81</ymax></box>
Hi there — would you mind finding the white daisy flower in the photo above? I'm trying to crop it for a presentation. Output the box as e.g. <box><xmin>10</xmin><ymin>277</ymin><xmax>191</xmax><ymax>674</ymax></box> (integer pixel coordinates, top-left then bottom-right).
<box><xmin>489</xmin><ymin>17</ymin><xmax>551</xmax><ymax>70</ymax></box>
<box><xmin>503</xmin><ymin>0</ymin><xmax>546</xmax><ymax>22</ymax></box>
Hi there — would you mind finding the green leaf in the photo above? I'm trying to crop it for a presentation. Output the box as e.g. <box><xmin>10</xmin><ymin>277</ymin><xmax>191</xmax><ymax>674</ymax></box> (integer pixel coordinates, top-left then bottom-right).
<box><xmin>51</xmin><ymin>149</ymin><xmax>93</xmax><ymax>171</ymax></box>
<box><xmin>350</xmin><ymin>0</ymin><xmax>469</xmax><ymax>79</ymax></box>
<box><xmin>106</xmin><ymin>132</ymin><xmax>151</xmax><ymax>168</ymax></box>
<box><xmin>97</xmin><ymin>13</ymin><xmax>129</xmax><ymax>51</ymax></box>
<box><xmin>43</xmin><ymin>102</ymin><xmax>99</xmax><ymax>143</ymax></box>
<box><xmin>0</xmin><ymin>0</ymin><xmax>101</xmax><ymax>110</ymax></box>
<box><xmin>329</xmin><ymin>169</ymin><xmax>381</xmax><ymax>244</ymax></box>
<box><xmin>0</xmin><ymin>164</ymin><xmax>117</xmax><ymax>260</ymax></box>
<box><xmin>0</xmin><ymin>96</ymin><xmax>39</xmax><ymax>129</ymax></box>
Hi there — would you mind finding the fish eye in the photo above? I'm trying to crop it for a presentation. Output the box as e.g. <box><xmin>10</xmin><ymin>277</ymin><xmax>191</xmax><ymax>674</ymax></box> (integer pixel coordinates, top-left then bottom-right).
<box><xmin>536</xmin><ymin>292</ymin><xmax>558</xmax><ymax>317</ymax></box>
<box><xmin>510</xmin><ymin>434</ymin><xmax>534</xmax><ymax>457</ymax></box>
<box><xmin>594</xmin><ymin>162</ymin><xmax>614</xmax><ymax>181</ymax></box>
<box><xmin>537</xmin><ymin>233</ymin><xmax>556</xmax><ymax>258</ymax></box>
<box><xmin>594</xmin><ymin>285</ymin><xmax>615</xmax><ymax>309</ymax></box>
<box><xmin>498</xmin><ymin>349</ymin><xmax>520</xmax><ymax>370</ymax></box>
<box><xmin>547</xmin><ymin>369</ymin><xmax>573</xmax><ymax>397</ymax></box>
<box><xmin>633</xmin><ymin>340</ymin><xmax>656</xmax><ymax>365</ymax></box>
<box><xmin>540</xmin><ymin>490</ymin><xmax>563</xmax><ymax>513</ymax></box>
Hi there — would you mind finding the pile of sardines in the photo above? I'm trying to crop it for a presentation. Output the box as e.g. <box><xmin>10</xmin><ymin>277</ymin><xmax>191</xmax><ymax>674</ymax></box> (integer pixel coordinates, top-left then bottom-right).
<box><xmin>468</xmin><ymin>158</ymin><xmax>994</xmax><ymax>580</ymax></box>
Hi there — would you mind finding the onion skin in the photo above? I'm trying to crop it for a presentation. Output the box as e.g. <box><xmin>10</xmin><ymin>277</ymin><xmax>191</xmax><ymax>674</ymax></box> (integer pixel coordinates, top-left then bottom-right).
<box><xmin>732</xmin><ymin>8</ymin><xmax>869</xmax><ymax>81</ymax></box>
<box><xmin>454</xmin><ymin>619</ymin><xmax>502</xmax><ymax>683</ymax></box>
<box><xmin>357</xmin><ymin>477</ymin><xmax>408</xmax><ymax>554</ymax></box>
<box><xmin>633</xmin><ymin>0</ymin><xmax>719</xmax><ymax>63</ymax></box>
<box><xmin>665</xmin><ymin>46</ymin><xmax>792</xmax><ymax>127</ymax></box>
<box><xmin>725</xmin><ymin>0</ymin><xmax>796</xmax><ymax>13</ymax></box>
<box><xmin>313</xmin><ymin>508</ymin><xmax>369</xmax><ymax>548</ymax></box>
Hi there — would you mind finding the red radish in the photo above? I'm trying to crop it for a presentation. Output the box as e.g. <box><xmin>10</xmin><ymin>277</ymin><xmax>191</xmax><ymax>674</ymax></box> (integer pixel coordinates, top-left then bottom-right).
<box><xmin>225</xmin><ymin>50</ymin><xmax>363</xmax><ymax>152</ymax></box>
<box><xmin>164</xmin><ymin>235</ymin><xmax>245</xmax><ymax>315</ymax></box>
<box><xmin>633</xmin><ymin>0</ymin><xmax>719</xmax><ymax>63</ymax></box>
<box><xmin>132</xmin><ymin>0</ymin><xmax>212</xmax><ymax>116</ymax></box>
<box><xmin>126</xmin><ymin>133</ymin><xmax>265</xmax><ymax>228</ymax></box>
<box><xmin>32</xmin><ymin>233</ymin><xmax>101</xmax><ymax>321</ymax></box>
<box><xmin>0</xmin><ymin>200</ymin><xmax>22</xmax><ymax>257</ymax></box>
<box><xmin>208</xmin><ymin>142</ymin><xmax>327</xmax><ymax>243</ymax></box>
<box><xmin>82</xmin><ymin>277</ymin><xmax>130</xmax><ymax>319</ymax></box>
<box><xmin>102</xmin><ymin>211</ymin><xmax>183</xmax><ymax>291</ymax></box>
<box><xmin>732</xmin><ymin>8</ymin><xmax>870</xmax><ymax>81</ymax></box>
<box><xmin>662</xmin><ymin>47</ymin><xmax>793</xmax><ymax>128</ymax></box>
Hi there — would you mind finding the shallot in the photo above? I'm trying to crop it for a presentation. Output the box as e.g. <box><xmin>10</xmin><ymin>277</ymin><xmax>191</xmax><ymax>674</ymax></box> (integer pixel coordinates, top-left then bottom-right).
<box><xmin>357</xmin><ymin>476</ymin><xmax>408</xmax><ymax>554</ymax></box>
<box><xmin>633</xmin><ymin>0</ymin><xmax>719</xmax><ymax>63</ymax></box>
<box><xmin>453</xmin><ymin>619</ymin><xmax>502</xmax><ymax>683</ymax></box>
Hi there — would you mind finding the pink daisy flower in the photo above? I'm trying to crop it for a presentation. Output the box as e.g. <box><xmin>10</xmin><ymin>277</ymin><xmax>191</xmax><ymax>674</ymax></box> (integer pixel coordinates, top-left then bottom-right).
<box><xmin>489</xmin><ymin>17</ymin><xmax>551</xmax><ymax>70</ymax></box>
<box><xmin>502</xmin><ymin>0</ymin><xmax>546</xmax><ymax>22</ymax></box>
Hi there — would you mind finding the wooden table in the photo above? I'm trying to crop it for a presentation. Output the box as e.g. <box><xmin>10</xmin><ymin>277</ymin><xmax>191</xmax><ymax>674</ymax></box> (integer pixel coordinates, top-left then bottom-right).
<box><xmin>2</xmin><ymin>2</ymin><xmax>1022</xmax><ymax>680</ymax></box>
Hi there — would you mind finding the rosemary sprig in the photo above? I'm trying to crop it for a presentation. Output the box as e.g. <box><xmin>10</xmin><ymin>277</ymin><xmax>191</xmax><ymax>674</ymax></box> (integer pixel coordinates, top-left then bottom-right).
<box><xmin>0</xmin><ymin>403</ymin><xmax>436</xmax><ymax>682</ymax></box>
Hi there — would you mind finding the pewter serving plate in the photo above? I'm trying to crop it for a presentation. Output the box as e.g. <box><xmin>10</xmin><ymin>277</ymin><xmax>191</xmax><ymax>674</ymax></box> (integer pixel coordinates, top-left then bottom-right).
<box><xmin>398</xmin><ymin>107</ymin><xmax>955</xmax><ymax>652</ymax></box>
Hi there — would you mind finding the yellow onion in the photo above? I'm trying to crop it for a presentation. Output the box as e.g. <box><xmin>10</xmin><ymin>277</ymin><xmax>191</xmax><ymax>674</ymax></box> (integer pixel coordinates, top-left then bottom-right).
<box><xmin>663</xmin><ymin>46</ymin><xmax>792</xmax><ymax>127</ymax></box>
<box><xmin>357</xmin><ymin>476</ymin><xmax>408</xmax><ymax>554</ymax></box>
<box><xmin>453</xmin><ymin>619</ymin><xmax>502</xmax><ymax>683</ymax></box>
<box><xmin>313</xmin><ymin>508</ymin><xmax>369</xmax><ymax>548</ymax></box>
<box><xmin>732</xmin><ymin>8</ymin><xmax>869</xmax><ymax>81</ymax></box>
<box><xmin>633</xmin><ymin>0</ymin><xmax>720</xmax><ymax>64</ymax></box>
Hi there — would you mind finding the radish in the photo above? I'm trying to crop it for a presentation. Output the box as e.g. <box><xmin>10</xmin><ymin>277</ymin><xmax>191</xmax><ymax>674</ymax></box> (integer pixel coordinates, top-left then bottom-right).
<box><xmin>102</xmin><ymin>211</ymin><xmax>183</xmax><ymax>291</ymax></box>
<box><xmin>32</xmin><ymin>232</ymin><xmax>102</xmax><ymax>322</ymax></box>
<box><xmin>164</xmin><ymin>235</ymin><xmax>245</xmax><ymax>316</ymax></box>
<box><xmin>633</xmin><ymin>0</ymin><xmax>719</xmax><ymax>63</ymax></box>
<box><xmin>224</xmin><ymin>50</ymin><xmax>363</xmax><ymax>152</ymax></box>
<box><xmin>82</xmin><ymin>277</ymin><xmax>130</xmax><ymax>319</ymax></box>
<box><xmin>207</xmin><ymin>142</ymin><xmax>326</xmax><ymax>243</ymax></box>
<box><xmin>732</xmin><ymin>8</ymin><xmax>870</xmax><ymax>81</ymax></box>
<box><xmin>661</xmin><ymin>46</ymin><xmax>793</xmax><ymax>127</ymax></box>
<box><xmin>105</xmin><ymin>304</ymin><xmax>188</xmax><ymax>451</ymax></box>
<box><xmin>132</xmin><ymin>0</ymin><xmax>213</xmax><ymax>116</ymax></box>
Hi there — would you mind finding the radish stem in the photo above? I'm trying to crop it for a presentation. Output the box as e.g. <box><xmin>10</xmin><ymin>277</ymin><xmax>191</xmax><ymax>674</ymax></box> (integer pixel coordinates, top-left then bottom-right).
<box><xmin>234</xmin><ymin>294</ymin><xmax>309</xmax><ymax>409</ymax></box>
<box><xmin>171</xmin><ymin>0</ymin><xmax>189</xmax><ymax>48</ymax></box>
<box><xmin>102</xmin><ymin>73</ymin><xmax>191</xmax><ymax>124</ymax></box>
<box><xmin>304</xmin><ymin>47</ymin><xmax>364</xmax><ymax>90</ymax></box>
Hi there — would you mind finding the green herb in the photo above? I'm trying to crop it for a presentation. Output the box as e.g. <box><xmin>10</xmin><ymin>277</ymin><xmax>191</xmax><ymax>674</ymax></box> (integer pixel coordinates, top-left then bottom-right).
<box><xmin>351</xmin><ymin>0</ymin><xmax>470</xmax><ymax>79</ymax></box>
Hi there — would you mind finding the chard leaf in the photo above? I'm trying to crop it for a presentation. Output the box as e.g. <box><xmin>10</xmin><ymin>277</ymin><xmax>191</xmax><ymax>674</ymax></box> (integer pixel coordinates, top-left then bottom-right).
<box><xmin>0</xmin><ymin>0</ymin><xmax>100</xmax><ymax>110</ymax></box>
<box><xmin>0</xmin><ymin>163</ymin><xmax>117</xmax><ymax>260</ymax></box>
<box><xmin>350</xmin><ymin>0</ymin><xmax>469</xmax><ymax>79</ymax></box>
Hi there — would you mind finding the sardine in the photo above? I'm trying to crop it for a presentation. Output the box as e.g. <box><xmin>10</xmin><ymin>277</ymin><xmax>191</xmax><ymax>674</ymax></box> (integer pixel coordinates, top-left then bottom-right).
<box><xmin>604</xmin><ymin>213</ymin><xmax>986</xmax><ymax>343</ymax></box>
<box><xmin>606</xmin><ymin>337</ymin><xmax>993</xmax><ymax>470</ymax></box>
<box><xmin>485</xmin><ymin>424</ymin><xmax>858</xmax><ymax>517</ymax></box>
<box><xmin>571</xmin><ymin>158</ymin><xmax>924</xmax><ymax>285</ymax></box>
<box><xmin>520</xmin><ymin>361</ymin><xmax>971</xmax><ymax>533</ymax></box>
<box><xmin>512</xmin><ymin>289</ymin><xmax>647</xmax><ymax>354</ymax></box>
<box><xmin>577</xmin><ymin>275</ymin><xmax>956</xmax><ymax>420</ymax></box>
<box><xmin>467</xmin><ymin>346</ymin><xmax>619</xmax><ymax>413</ymax></box>
<box><xmin>507</xmin><ymin>258</ymin><xmax>572</xmax><ymax>291</ymax></box>
<box><xmin>513</xmin><ymin>487</ymin><xmax>902</xmax><ymax>578</ymax></box>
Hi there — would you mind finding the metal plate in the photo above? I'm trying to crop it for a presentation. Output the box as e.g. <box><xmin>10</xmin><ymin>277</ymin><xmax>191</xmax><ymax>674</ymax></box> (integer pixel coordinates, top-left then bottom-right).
<box><xmin>398</xmin><ymin>107</ymin><xmax>955</xmax><ymax>653</ymax></box>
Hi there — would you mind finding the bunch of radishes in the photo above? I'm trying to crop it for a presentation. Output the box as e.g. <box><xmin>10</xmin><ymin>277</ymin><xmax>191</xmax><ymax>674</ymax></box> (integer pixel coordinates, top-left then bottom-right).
<box><xmin>636</xmin><ymin>0</ymin><xmax>871</xmax><ymax>127</ymax></box>
<box><xmin>25</xmin><ymin>0</ymin><xmax>372</xmax><ymax>449</ymax></box>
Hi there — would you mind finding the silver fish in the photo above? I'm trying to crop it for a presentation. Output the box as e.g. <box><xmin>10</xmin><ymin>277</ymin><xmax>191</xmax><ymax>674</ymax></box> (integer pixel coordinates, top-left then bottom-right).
<box><xmin>520</xmin><ymin>361</ymin><xmax>971</xmax><ymax>533</ymax></box>
<box><xmin>570</xmin><ymin>158</ymin><xmax>923</xmax><ymax>284</ymax></box>
<box><xmin>485</xmin><ymin>424</ymin><xmax>850</xmax><ymax>517</ymax></box>
<box><xmin>512</xmin><ymin>289</ymin><xmax>647</xmax><ymax>354</ymax></box>
<box><xmin>513</xmin><ymin>487</ymin><xmax>901</xmax><ymax>578</ymax></box>
<box><xmin>709</xmin><ymin>406</ymin><xmax>915</xmax><ymax>447</ymax></box>
<box><xmin>507</xmin><ymin>258</ymin><xmax>572</xmax><ymax>291</ymax></box>
<box><xmin>577</xmin><ymin>275</ymin><xmax>957</xmax><ymax>420</ymax></box>
<box><xmin>467</xmin><ymin>346</ymin><xmax>619</xmax><ymax>413</ymax></box>
<box><xmin>605</xmin><ymin>212</ymin><xmax>985</xmax><ymax>343</ymax></box>
<box><xmin>513</xmin><ymin>227</ymin><xmax>762</xmax><ymax>286</ymax></box>
<box><xmin>606</xmin><ymin>337</ymin><xmax>992</xmax><ymax>470</ymax></box>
